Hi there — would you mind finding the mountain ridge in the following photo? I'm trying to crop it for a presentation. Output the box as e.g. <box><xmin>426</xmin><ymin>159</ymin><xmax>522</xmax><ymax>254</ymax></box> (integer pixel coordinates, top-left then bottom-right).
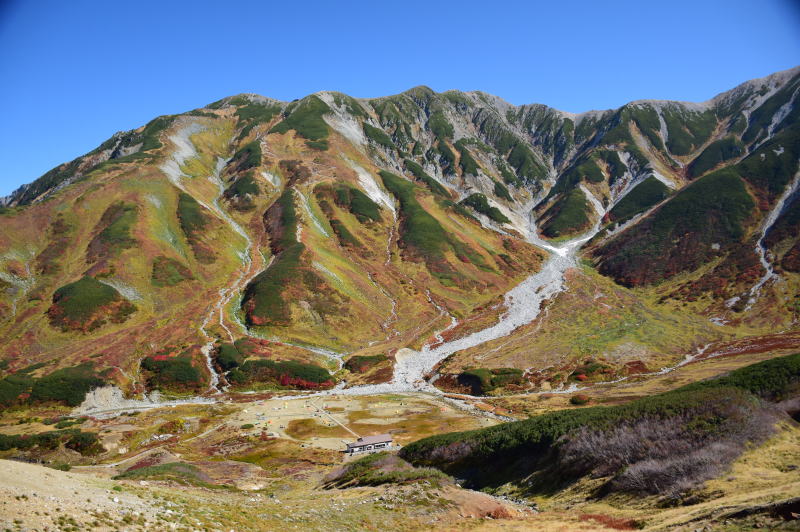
<box><xmin>0</xmin><ymin>65</ymin><xmax>798</xmax><ymax>406</ymax></box>
<box><xmin>5</xmin><ymin>65</ymin><xmax>797</xmax><ymax>207</ymax></box>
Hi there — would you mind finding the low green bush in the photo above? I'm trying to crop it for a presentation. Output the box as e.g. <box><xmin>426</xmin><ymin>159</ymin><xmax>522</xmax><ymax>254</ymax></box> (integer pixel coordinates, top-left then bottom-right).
<box><xmin>403</xmin><ymin>159</ymin><xmax>449</xmax><ymax>197</ymax></box>
<box><xmin>235</xmin><ymin>102</ymin><xmax>280</xmax><ymax>138</ymax></box>
<box><xmin>305</xmin><ymin>139</ymin><xmax>329</xmax><ymax>151</ymax></box>
<box><xmin>177</xmin><ymin>192</ymin><xmax>208</xmax><ymax>236</ymax></box>
<box><xmin>454</xmin><ymin>139</ymin><xmax>480</xmax><ymax>175</ymax></box>
<box><xmin>151</xmin><ymin>256</ymin><xmax>193</xmax><ymax>286</ymax></box>
<box><xmin>428</xmin><ymin>111</ymin><xmax>453</xmax><ymax>140</ymax></box>
<box><xmin>345</xmin><ymin>354</ymin><xmax>388</xmax><ymax>373</ymax></box>
<box><xmin>401</xmin><ymin>353</ymin><xmax>800</xmax><ymax>494</ymax></box>
<box><xmin>93</xmin><ymin>201</ymin><xmax>138</xmax><ymax>256</ymax></box>
<box><xmin>114</xmin><ymin>462</ymin><xmax>220</xmax><ymax>488</ymax></box>
<box><xmin>216</xmin><ymin>343</ymin><xmax>244</xmax><ymax>371</ymax></box>
<box><xmin>47</xmin><ymin>277</ymin><xmax>136</xmax><ymax>331</ymax></box>
<box><xmin>0</xmin><ymin>429</ymin><xmax>103</xmax><ymax>456</ymax></box>
<box><xmin>227</xmin><ymin>358</ymin><xmax>333</xmax><ymax>389</ymax></box>
<box><xmin>608</xmin><ymin>177</ymin><xmax>671</xmax><ymax>223</ymax></box>
<box><xmin>230</xmin><ymin>142</ymin><xmax>262</xmax><ymax>171</ymax></box>
<box><xmin>379</xmin><ymin>170</ymin><xmax>450</xmax><ymax>267</ymax></box>
<box><xmin>329</xmin><ymin>217</ymin><xmax>362</xmax><ymax>248</ymax></box>
<box><xmin>460</xmin><ymin>193</ymin><xmax>510</xmax><ymax>224</ymax></box>
<box><xmin>363</xmin><ymin>123</ymin><xmax>395</xmax><ymax>149</ymax></box>
<box><xmin>325</xmin><ymin>452</ymin><xmax>450</xmax><ymax>488</ymax></box>
<box><xmin>242</xmin><ymin>190</ymin><xmax>311</xmax><ymax>326</ymax></box>
<box><xmin>459</xmin><ymin>367</ymin><xmax>523</xmax><ymax>394</ymax></box>
<box><xmin>270</xmin><ymin>95</ymin><xmax>331</xmax><ymax>140</ymax></box>
<box><xmin>492</xmin><ymin>132</ymin><xmax>547</xmax><ymax>183</ymax></box>
<box><xmin>141</xmin><ymin>353</ymin><xmax>203</xmax><ymax>391</ymax></box>
<box><xmin>30</xmin><ymin>363</ymin><xmax>105</xmax><ymax>406</ymax></box>
<box><xmin>662</xmin><ymin>108</ymin><xmax>717</xmax><ymax>156</ymax></box>
<box><xmin>331</xmin><ymin>184</ymin><xmax>382</xmax><ymax>223</ymax></box>
<box><xmin>493</xmin><ymin>180</ymin><xmax>512</xmax><ymax>201</ymax></box>
<box><xmin>687</xmin><ymin>137</ymin><xmax>744</xmax><ymax>178</ymax></box>
<box><xmin>541</xmin><ymin>188</ymin><xmax>591</xmax><ymax>238</ymax></box>
<box><xmin>177</xmin><ymin>192</ymin><xmax>215</xmax><ymax>263</ymax></box>
<box><xmin>596</xmin><ymin>169</ymin><xmax>755</xmax><ymax>286</ymax></box>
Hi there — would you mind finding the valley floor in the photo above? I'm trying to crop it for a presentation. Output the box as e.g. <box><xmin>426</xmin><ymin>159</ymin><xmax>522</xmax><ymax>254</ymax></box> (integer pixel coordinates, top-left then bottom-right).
<box><xmin>2</xmin><ymin>347</ymin><xmax>799</xmax><ymax>531</ymax></box>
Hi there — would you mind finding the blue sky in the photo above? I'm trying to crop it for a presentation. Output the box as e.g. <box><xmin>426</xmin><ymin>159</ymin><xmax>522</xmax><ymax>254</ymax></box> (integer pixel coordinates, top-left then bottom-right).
<box><xmin>1</xmin><ymin>0</ymin><xmax>798</xmax><ymax>197</ymax></box>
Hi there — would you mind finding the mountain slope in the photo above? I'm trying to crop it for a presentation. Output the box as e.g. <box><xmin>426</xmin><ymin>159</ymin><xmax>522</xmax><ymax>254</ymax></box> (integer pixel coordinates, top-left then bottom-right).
<box><xmin>0</xmin><ymin>66</ymin><xmax>798</xmax><ymax>401</ymax></box>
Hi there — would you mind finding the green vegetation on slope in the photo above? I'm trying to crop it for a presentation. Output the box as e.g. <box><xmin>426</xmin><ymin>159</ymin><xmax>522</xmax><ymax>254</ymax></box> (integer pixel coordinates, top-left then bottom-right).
<box><xmin>401</xmin><ymin>352</ymin><xmax>800</xmax><ymax>495</ymax></box>
<box><xmin>314</xmin><ymin>188</ymin><xmax>364</xmax><ymax>249</ymax></box>
<box><xmin>324</xmin><ymin>452</ymin><xmax>449</xmax><ymax>488</ymax></box>
<box><xmin>379</xmin><ymin>170</ymin><xmax>451</xmax><ymax>270</ymax></box>
<box><xmin>177</xmin><ymin>192</ymin><xmax>208</xmax><ymax>235</ymax></box>
<box><xmin>242</xmin><ymin>190</ymin><xmax>334</xmax><ymax>327</ymax></box>
<box><xmin>0</xmin><ymin>362</ymin><xmax>106</xmax><ymax>407</ymax></box>
<box><xmin>454</xmin><ymin>139</ymin><xmax>480</xmax><ymax>175</ymax></box>
<box><xmin>8</xmin><ymin>115</ymin><xmax>176</xmax><ymax>205</ymax></box>
<box><xmin>500</xmin><ymin>136</ymin><xmax>547</xmax><ymax>183</ymax></box>
<box><xmin>433</xmin><ymin>141</ymin><xmax>456</xmax><ymax>171</ymax></box>
<box><xmin>458</xmin><ymin>367</ymin><xmax>524</xmax><ymax>395</ymax></box>
<box><xmin>226</xmin><ymin>173</ymin><xmax>259</xmax><ymax>197</ymax></box>
<box><xmin>403</xmin><ymin>159</ymin><xmax>449</xmax><ymax>198</ymax></box>
<box><xmin>151</xmin><ymin>256</ymin><xmax>193</xmax><ymax>287</ymax></box>
<box><xmin>428</xmin><ymin>110</ymin><xmax>453</xmax><ymax>140</ymax></box>
<box><xmin>0</xmin><ymin>429</ymin><xmax>103</xmax><ymax>456</ymax></box>
<box><xmin>269</xmin><ymin>95</ymin><xmax>331</xmax><ymax>141</ymax></box>
<box><xmin>548</xmin><ymin>150</ymin><xmax>627</xmax><ymax>203</ymax></box>
<box><xmin>742</xmin><ymin>75</ymin><xmax>800</xmax><ymax>145</ymax></box>
<box><xmin>460</xmin><ymin>193</ymin><xmax>510</xmax><ymax>224</ymax></box>
<box><xmin>29</xmin><ymin>363</ymin><xmax>106</xmax><ymax>406</ymax></box>
<box><xmin>661</xmin><ymin>108</ymin><xmax>717</xmax><ymax>156</ymax></box>
<box><xmin>541</xmin><ymin>188</ymin><xmax>591</xmax><ymax>238</ymax></box>
<box><xmin>493</xmin><ymin>180</ymin><xmax>512</xmax><ymax>201</ymax></box>
<box><xmin>234</xmin><ymin>101</ymin><xmax>280</xmax><ymax>139</ymax></box>
<box><xmin>764</xmin><ymin>193</ymin><xmax>800</xmax><ymax>272</ymax></box>
<box><xmin>230</xmin><ymin>141</ymin><xmax>262</xmax><ymax>172</ymax></box>
<box><xmin>243</xmin><ymin>190</ymin><xmax>304</xmax><ymax>326</ymax></box>
<box><xmin>114</xmin><ymin>462</ymin><xmax>222</xmax><ymax>488</ymax></box>
<box><xmin>380</xmin><ymin>170</ymin><xmax>490</xmax><ymax>278</ymax></box>
<box><xmin>363</xmin><ymin>123</ymin><xmax>395</xmax><ymax>149</ymax></box>
<box><xmin>86</xmin><ymin>202</ymin><xmax>138</xmax><ymax>264</ymax></box>
<box><xmin>332</xmin><ymin>183</ymin><xmax>382</xmax><ymax>223</ymax></box>
<box><xmin>687</xmin><ymin>137</ymin><xmax>744</xmax><ymax>178</ymax></box>
<box><xmin>608</xmin><ymin>177</ymin><xmax>671</xmax><ymax>223</ymax></box>
<box><xmin>97</xmin><ymin>202</ymin><xmax>137</xmax><ymax>246</ymax></box>
<box><xmin>177</xmin><ymin>192</ymin><xmax>215</xmax><ymax>263</ymax></box>
<box><xmin>736</xmin><ymin>123</ymin><xmax>800</xmax><ymax>200</ymax></box>
<box><xmin>141</xmin><ymin>351</ymin><xmax>204</xmax><ymax>392</ymax></box>
<box><xmin>36</xmin><ymin>215</ymin><xmax>73</xmax><ymax>275</ymax></box>
<box><xmin>595</xmin><ymin>169</ymin><xmax>754</xmax><ymax>286</ymax></box>
<box><xmin>215</xmin><ymin>343</ymin><xmax>245</xmax><ymax>371</ymax></box>
<box><xmin>47</xmin><ymin>277</ymin><xmax>136</xmax><ymax>332</ymax></box>
<box><xmin>228</xmin><ymin>358</ymin><xmax>333</xmax><ymax>390</ymax></box>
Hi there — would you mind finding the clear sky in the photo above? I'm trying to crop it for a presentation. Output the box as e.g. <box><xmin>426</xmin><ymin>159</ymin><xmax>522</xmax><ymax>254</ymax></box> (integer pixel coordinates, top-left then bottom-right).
<box><xmin>1</xmin><ymin>0</ymin><xmax>798</xmax><ymax>197</ymax></box>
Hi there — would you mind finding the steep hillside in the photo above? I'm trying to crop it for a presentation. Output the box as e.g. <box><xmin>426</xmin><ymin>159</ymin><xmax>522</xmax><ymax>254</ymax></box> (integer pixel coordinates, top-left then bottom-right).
<box><xmin>0</xmin><ymin>66</ymin><xmax>798</xmax><ymax>403</ymax></box>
